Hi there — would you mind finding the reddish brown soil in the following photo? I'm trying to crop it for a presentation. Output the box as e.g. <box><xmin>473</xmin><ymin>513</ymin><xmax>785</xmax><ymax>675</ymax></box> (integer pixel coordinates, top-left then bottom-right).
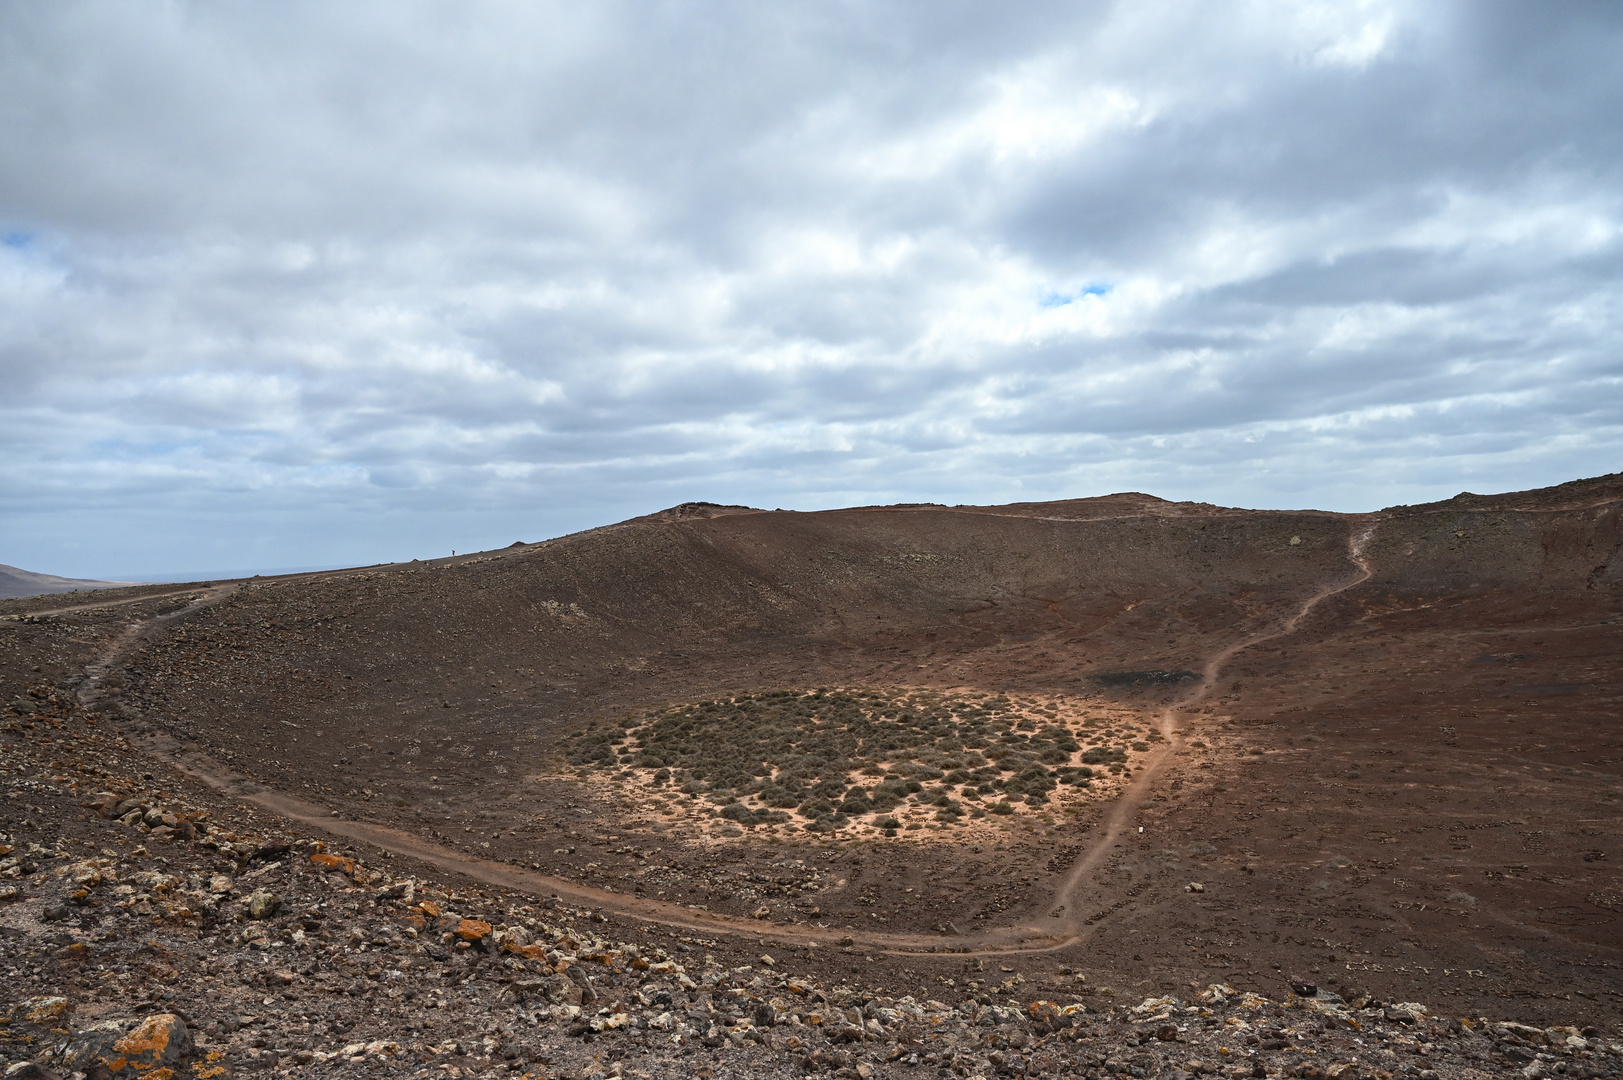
<box><xmin>3</xmin><ymin>476</ymin><xmax>1620</xmax><ymax>1026</ymax></box>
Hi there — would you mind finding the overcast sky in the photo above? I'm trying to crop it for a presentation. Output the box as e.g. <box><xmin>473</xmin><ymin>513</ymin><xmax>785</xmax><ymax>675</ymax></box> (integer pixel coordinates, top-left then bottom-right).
<box><xmin>3</xmin><ymin>2</ymin><xmax>1621</xmax><ymax>578</ymax></box>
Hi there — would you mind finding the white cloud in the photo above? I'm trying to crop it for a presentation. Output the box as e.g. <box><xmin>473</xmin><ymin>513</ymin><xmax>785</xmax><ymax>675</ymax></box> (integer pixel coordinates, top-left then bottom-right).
<box><xmin>1</xmin><ymin>1</ymin><xmax>1621</xmax><ymax>577</ymax></box>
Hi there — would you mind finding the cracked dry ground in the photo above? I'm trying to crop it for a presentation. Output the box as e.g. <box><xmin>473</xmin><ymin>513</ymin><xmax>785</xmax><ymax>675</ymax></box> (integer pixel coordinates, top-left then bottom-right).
<box><xmin>3</xmin><ymin>473</ymin><xmax>1622</xmax><ymax>1078</ymax></box>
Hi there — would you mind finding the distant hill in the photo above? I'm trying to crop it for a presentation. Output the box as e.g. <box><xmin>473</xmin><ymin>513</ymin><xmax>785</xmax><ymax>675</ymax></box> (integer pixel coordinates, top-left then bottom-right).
<box><xmin>0</xmin><ymin>563</ymin><xmax>140</xmax><ymax>600</ymax></box>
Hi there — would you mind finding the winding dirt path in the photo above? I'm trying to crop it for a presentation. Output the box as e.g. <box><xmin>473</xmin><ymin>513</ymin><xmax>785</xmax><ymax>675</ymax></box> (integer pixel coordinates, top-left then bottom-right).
<box><xmin>75</xmin><ymin>584</ymin><xmax>240</xmax><ymax>707</ymax></box>
<box><xmin>120</xmin><ymin>520</ymin><xmax>1381</xmax><ymax>958</ymax></box>
<box><xmin>2</xmin><ymin>586</ymin><xmax>213</xmax><ymax>621</ymax></box>
<box><xmin>138</xmin><ymin>730</ymin><xmax>1073</xmax><ymax>956</ymax></box>
<box><xmin>1039</xmin><ymin>516</ymin><xmax>1378</xmax><ymax>944</ymax></box>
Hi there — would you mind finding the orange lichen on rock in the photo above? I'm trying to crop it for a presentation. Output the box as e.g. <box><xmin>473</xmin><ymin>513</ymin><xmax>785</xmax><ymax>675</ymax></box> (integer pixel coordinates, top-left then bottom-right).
<box><xmin>455</xmin><ymin>917</ymin><xmax>491</xmax><ymax>942</ymax></box>
<box><xmin>100</xmin><ymin>1012</ymin><xmax>192</xmax><ymax>1073</ymax></box>
<box><xmin>309</xmin><ymin>852</ymin><xmax>356</xmax><ymax>875</ymax></box>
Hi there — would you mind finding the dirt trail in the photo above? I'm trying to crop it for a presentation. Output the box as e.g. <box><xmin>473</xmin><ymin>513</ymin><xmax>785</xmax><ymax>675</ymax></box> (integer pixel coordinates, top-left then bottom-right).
<box><xmin>76</xmin><ymin>584</ymin><xmax>239</xmax><ymax>706</ymax></box>
<box><xmin>122</xmin><ymin>520</ymin><xmax>1380</xmax><ymax>958</ymax></box>
<box><xmin>3</xmin><ymin>586</ymin><xmax>211</xmax><ymax>621</ymax></box>
<box><xmin>138</xmin><ymin>731</ymin><xmax>1058</xmax><ymax>955</ymax></box>
<box><xmin>1043</xmin><ymin>516</ymin><xmax>1378</xmax><ymax>940</ymax></box>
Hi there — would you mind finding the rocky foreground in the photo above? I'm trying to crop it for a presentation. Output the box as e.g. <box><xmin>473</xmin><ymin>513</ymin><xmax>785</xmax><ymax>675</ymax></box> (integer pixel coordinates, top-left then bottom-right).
<box><xmin>3</xmin><ymin>686</ymin><xmax>1619</xmax><ymax>1080</ymax></box>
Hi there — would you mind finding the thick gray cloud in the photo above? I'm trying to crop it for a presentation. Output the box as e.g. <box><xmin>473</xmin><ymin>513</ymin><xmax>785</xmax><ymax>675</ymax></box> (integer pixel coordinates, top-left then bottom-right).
<box><xmin>2</xmin><ymin>1</ymin><xmax>1621</xmax><ymax>577</ymax></box>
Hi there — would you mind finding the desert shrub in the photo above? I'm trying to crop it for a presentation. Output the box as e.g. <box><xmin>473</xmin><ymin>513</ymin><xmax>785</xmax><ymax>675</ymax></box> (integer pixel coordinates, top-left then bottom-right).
<box><xmin>720</xmin><ymin>803</ymin><xmax>789</xmax><ymax>827</ymax></box>
<box><xmin>1081</xmin><ymin>746</ymin><xmax>1127</xmax><ymax>765</ymax></box>
<box><xmin>566</xmin><ymin>728</ymin><xmax>620</xmax><ymax>765</ymax></box>
<box><xmin>1002</xmin><ymin>765</ymin><xmax>1058</xmax><ymax>800</ymax></box>
<box><xmin>875</xmin><ymin>816</ymin><xmax>900</xmax><ymax>830</ymax></box>
<box><xmin>838</xmin><ymin>791</ymin><xmax>874</xmax><ymax>815</ymax></box>
<box><xmin>797</xmin><ymin>797</ymin><xmax>835</xmax><ymax>819</ymax></box>
<box><xmin>652</xmin><ymin>768</ymin><xmax>671</xmax><ymax>784</ymax></box>
<box><xmin>868</xmin><ymin>787</ymin><xmax>905</xmax><ymax>812</ymax></box>
<box><xmin>990</xmin><ymin>801</ymin><xmax>1015</xmax><ymax>815</ymax></box>
<box><xmin>811</xmin><ymin>776</ymin><xmax>847</xmax><ymax>799</ymax></box>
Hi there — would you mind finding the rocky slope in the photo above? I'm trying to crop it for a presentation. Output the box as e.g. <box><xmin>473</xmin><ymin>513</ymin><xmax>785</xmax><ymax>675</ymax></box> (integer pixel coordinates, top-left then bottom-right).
<box><xmin>3</xmin><ymin>690</ymin><xmax>1618</xmax><ymax>1079</ymax></box>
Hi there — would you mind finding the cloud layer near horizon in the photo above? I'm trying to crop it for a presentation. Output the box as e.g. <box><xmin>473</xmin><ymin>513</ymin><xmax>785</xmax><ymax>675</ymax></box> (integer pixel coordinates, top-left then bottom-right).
<box><xmin>3</xmin><ymin>2</ymin><xmax>1622</xmax><ymax>577</ymax></box>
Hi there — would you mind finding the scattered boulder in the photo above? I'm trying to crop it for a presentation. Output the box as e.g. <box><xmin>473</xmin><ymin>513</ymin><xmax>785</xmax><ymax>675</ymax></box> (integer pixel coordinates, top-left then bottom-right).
<box><xmin>81</xmin><ymin>792</ymin><xmax>125</xmax><ymax>818</ymax></box>
<box><xmin>537</xmin><ymin>974</ymin><xmax>584</xmax><ymax>1005</ymax></box>
<box><xmin>57</xmin><ymin>1020</ymin><xmax>129</xmax><ymax>1072</ymax></box>
<box><xmin>310</xmin><ymin>851</ymin><xmax>356</xmax><ymax>875</ymax></box>
<box><xmin>1497</xmin><ymin>1021</ymin><xmax>1548</xmax><ymax>1045</ymax></box>
<box><xmin>456</xmin><ymin>917</ymin><xmax>491</xmax><ymax>943</ymax></box>
<box><xmin>101</xmin><ymin>1012</ymin><xmax>194</xmax><ymax>1074</ymax></box>
<box><xmin>246</xmin><ymin>889</ymin><xmax>282</xmax><ymax>919</ymax></box>
<box><xmin>17</xmin><ymin>996</ymin><xmax>69</xmax><ymax>1024</ymax></box>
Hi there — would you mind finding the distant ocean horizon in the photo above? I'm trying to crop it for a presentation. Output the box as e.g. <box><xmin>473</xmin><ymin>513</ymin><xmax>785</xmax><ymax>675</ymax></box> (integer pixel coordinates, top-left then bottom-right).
<box><xmin>123</xmin><ymin>564</ymin><xmax>356</xmax><ymax>584</ymax></box>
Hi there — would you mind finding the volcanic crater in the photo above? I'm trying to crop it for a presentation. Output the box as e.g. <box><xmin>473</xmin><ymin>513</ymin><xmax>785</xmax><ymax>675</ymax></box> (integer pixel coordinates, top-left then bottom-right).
<box><xmin>3</xmin><ymin>476</ymin><xmax>1622</xmax><ymax>1076</ymax></box>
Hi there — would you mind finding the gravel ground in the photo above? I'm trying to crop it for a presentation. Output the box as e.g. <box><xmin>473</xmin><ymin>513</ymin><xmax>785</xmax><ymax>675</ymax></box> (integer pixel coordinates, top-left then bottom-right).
<box><xmin>3</xmin><ymin>690</ymin><xmax>1618</xmax><ymax>1079</ymax></box>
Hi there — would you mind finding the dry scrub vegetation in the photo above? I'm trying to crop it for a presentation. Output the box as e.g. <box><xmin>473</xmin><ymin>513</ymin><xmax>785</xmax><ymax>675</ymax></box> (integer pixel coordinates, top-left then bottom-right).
<box><xmin>563</xmin><ymin>688</ymin><xmax>1159</xmax><ymax>839</ymax></box>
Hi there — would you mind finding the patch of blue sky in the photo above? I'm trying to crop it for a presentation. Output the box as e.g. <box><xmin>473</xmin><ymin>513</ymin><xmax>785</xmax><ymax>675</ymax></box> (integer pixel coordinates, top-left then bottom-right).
<box><xmin>1038</xmin><ymin>283</ymin><xmax>1111</xmax><ymax>309</ymax></box>
<box><xmin>2</xmin><ymin>231</ymin><xmax>34</xmax><ymax>248</ymax></box>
